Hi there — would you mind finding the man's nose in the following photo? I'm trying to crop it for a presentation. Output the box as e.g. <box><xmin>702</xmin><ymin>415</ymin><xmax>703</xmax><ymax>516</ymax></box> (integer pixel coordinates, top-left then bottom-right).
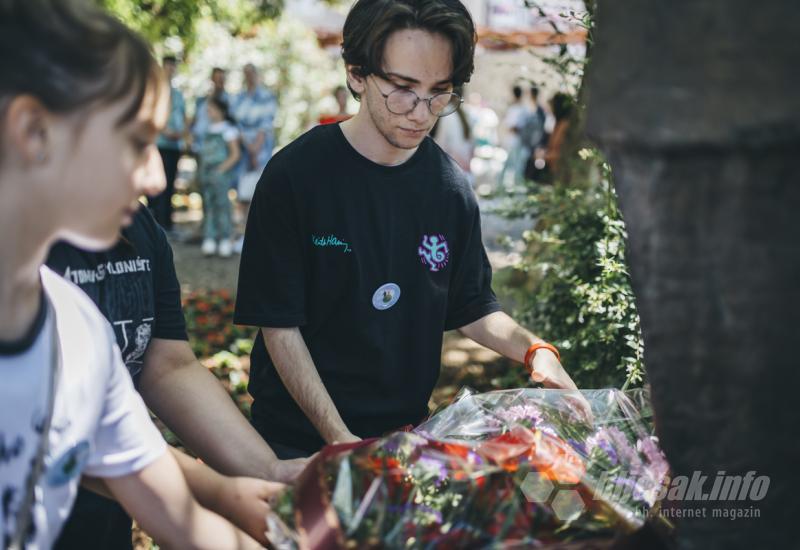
<box><xmin>406</xmin><ymin>98</ymin><xmax>431</xmax><ymax>125</ymax></box>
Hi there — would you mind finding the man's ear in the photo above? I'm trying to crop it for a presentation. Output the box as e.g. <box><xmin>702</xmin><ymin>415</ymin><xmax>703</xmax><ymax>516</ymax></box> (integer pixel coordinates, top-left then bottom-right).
<box><xmin>346</xmin><ymin>65</ymin><xmax>367</xmax><ymax>96</ymax></box>
<box><xmin>4</xmin><ymin>95</ymin><xmax>51</xmax><ymax>166</ymax></box>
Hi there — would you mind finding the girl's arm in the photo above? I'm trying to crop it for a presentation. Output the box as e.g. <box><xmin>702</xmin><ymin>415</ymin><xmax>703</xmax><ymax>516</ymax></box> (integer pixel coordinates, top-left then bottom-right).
<box><xmin>105</xmin><ymin>451</ymin><xmax>262</xmax><ymax>549</ymax></box>
<box><xmin>217</xmin><ymin>137</ymin><xmax>241</xmax><ymax>174</ymax></box>
<box><xmin>85</xmin><ymin>445</ymin><xmax>285</xmax><ymax>546</ymax></box>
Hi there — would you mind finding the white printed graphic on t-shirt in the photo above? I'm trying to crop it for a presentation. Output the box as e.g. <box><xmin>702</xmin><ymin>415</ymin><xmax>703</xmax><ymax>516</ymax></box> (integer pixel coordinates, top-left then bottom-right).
<box><xmin>58</xmin><ymin>257</ymin><xmax>154</xmax><ymax>377</ymax></box>
<box><xmin>61</xmin><ymin>257</ymin><xmax>151</xmax><ymax>285</ymax></box>
<box><xmin>113</xmin><ymin>318</ymin><xmax>153</xmax><ymax>376</ymax></box>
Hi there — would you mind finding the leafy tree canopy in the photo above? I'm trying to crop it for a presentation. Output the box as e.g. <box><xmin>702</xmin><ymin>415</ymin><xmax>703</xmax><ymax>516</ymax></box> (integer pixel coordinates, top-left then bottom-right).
<box><xmin>96</xmin><ymin>0</ymin><xmax>284</xmax><ymax>51</ymax></box>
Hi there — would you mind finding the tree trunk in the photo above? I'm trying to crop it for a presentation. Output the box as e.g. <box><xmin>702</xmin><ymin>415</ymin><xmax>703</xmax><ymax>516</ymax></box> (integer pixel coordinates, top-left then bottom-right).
<box><xmin>585</xmin><ymin>2</ymin><xmax>800</xmax><ymax>548</ymax></box>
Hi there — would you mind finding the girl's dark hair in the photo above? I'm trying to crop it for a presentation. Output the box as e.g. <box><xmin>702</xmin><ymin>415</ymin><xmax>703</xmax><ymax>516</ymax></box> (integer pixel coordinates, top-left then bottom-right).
<box><xmin>0</xmin><ymin>0</ymin><xmax>162</xmax><ymax>128</ymax></box>
<box><xmin>342</xmin><ymin>0</ymin><xmax>477</xmax><ymax>100</ymax></box>
<box><xmin>208</xmin><ymin>96</ymin><xmax>236</xmax><ymax>125</ymax></box>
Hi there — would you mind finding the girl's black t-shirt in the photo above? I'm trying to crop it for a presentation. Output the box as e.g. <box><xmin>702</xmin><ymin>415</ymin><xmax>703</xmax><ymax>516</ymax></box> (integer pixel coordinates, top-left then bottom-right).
<box><xmin>234</xmin><ymin>123</ymin><xmax>500</xmax><ymax>452</ymax></box>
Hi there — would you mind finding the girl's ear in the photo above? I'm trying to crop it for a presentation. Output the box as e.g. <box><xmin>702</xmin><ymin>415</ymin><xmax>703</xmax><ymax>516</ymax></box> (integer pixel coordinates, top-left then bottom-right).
<box><xmin>5</xmin><ymin>95</ymin><xmax>52</xmax><ymax>166</ymax></box>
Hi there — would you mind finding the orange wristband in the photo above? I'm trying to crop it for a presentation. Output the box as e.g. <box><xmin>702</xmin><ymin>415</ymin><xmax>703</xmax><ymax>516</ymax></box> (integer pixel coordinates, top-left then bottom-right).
<box><xmin>524</xmin><ymin>342</ymin><xmax>560</xmax><ymax>374</ymax></box>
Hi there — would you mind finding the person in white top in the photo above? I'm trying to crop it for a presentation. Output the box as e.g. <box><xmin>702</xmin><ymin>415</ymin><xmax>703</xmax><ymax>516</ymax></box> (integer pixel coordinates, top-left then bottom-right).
<box><xmin>431</xmin><ymin>99</ymin><xmax>475</xmax><ymax>175</ymax></box>
<box><xmin>432</xmin><ymin>102</ymin><xmax>474</xmax><ymax>184</ymax></box>
<box><xmin>0</xmin><ymin>1</ymin><xmax>268</xmax><ymax>548</ymax></box>
<box><xmin>498</xmin><ymin>84</ymin><xmax>531</xmax><ymax>187</ymax></box>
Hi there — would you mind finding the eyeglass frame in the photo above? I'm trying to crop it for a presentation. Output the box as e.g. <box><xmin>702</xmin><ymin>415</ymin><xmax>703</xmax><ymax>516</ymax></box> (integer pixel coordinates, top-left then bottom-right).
<box><xmin>369</xmin><ymin>74</ymin><xmax>462</xmax><ymax>117</ymax></box>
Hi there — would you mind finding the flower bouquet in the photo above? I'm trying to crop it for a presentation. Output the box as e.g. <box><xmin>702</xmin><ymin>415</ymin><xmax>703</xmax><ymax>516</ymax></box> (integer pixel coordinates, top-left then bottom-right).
<box><xmin>266</xmin><ymin>388</ymin><xmax>669</xmax><ymax>549</ymax></box>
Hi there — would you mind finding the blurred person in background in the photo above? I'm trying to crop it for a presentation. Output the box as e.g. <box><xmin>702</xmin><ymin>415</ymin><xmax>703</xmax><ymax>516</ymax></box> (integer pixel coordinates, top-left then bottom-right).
<box><xmin>543</xmin><ymin>92</ymin><xmax>574</xmax><ymax>181</ymax></box>
<box><xmin>319</xmin><ymin>85</ymin><xmax>353</xmax><ymax>125</ymax></box>
<box><xmin>521</xmin><ymin>85</ymin><xmax>548</xmax><ymax>182</ymax></box>
<box><xmin>432</xmin><ymin>98</ymin><xmax>474</xmax><ymax>184</ymax></box>
<box><xmin>149</xmin><ymin>55</ymin><xmax>185</xmax><ymax>233</ymax></box>
<box><xmin>465</xmin><ymin>91</ymin><xmax>498</xmax><ymax>149</ymax></box>
<box><xmin>231</xmin><ymin>63</ymin><xmax>278</xmax><ymax>253</ymax></box>
<box><xmin>497</xmin><ymin>83</ymin><xmax>530</xmax><ymax>187</ymax></box>
<box><xmin>197</xmin><ymin>97</ymin><xmax>240</xmax><ymax>258</ymax></box>
<box><xmin>189</xmin><ymin>67</ymin><xmax>229</xmax><ymax>155</ymax></box>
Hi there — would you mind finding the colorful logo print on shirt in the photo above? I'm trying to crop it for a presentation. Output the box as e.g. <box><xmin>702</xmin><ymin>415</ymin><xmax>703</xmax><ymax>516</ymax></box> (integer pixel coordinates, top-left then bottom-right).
<box><xmin>418</xmin><ymin>234</ymin><xmax>450</xmax><ymax>272</ymax></box>
<box><xmin>372</xmin><ymin>283</ymin><xmax>401</xmax><ymax>310</ymax></box>
<box><xmin>46</xmin><ymin>440</ymin><xmax>90</xmax><ymax>487</ymax></box>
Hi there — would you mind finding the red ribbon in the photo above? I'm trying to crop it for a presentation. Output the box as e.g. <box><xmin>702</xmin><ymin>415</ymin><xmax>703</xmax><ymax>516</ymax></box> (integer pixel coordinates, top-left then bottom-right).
<box><xmin>293</xmin><ymin>439</ymin><xmax>378</xmax><ymax>550</ymax></box>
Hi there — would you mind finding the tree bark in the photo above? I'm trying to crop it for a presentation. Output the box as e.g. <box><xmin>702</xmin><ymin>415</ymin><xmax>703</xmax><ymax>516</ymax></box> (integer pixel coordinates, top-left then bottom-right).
<box><xmin>585</xmin><ymin>2</ymin><xmax>800</xmax><ymax>548</ymax></box>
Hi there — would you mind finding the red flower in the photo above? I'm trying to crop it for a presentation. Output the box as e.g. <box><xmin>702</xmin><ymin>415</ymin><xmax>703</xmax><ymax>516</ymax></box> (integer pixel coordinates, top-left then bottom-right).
<box><xmin>478</xmin><ymin>427</ymin><xmax>585</xmax><ymax>484</ymax></box>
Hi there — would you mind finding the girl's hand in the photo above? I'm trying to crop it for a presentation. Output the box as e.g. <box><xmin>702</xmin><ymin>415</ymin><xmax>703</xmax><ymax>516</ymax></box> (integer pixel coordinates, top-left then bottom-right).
<box><xmin>216</xmin><ymin>477</ymin><xmax>286</xmax><ymax>547</ymax></box>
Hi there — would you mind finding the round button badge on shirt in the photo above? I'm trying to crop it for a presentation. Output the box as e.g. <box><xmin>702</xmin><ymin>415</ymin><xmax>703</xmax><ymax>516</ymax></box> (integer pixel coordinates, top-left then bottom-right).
<box><xmin>372</xmin><ymin>283</ymin><xmax>401</xmax><ymax>310</ymax></box>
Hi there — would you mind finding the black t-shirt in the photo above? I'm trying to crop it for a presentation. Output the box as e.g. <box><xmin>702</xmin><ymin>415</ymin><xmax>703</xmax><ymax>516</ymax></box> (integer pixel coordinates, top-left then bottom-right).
<box><xmin>234</xmin><ymin>123</ymin><xmax>501</xmax><ymax>453</ymax></box>
<box><xmin>46</xmin><ymin>206</ymin><xmax>187</xmax><ymax>380</ymax></box>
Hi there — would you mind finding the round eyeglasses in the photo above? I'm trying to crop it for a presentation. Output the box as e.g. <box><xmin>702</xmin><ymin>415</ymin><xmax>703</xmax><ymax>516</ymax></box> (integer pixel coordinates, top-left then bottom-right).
<box><xmin>371</xmin><ymin>76</ymin><xmax>462</xmax><ymax>117</ymax></box>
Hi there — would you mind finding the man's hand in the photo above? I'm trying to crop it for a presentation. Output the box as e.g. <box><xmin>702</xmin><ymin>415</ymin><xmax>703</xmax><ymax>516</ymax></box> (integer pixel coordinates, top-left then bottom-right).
<box><xmin>330</xmin><ymin>431</ymin><xmax>361</xmax><ymax>445</ymax></box>
<box><xmin>262</xmin><ymin>327</ymin><xmax>357</xmax><ymax>450</ymax></box>
<box><xmin>216</xmin><ymin>477</ymin><xmax>286</xmax><ymax>547</ymax></box>
<box><xmin>268</xmin><ymin>457</ymin><xmax>310</xmax><ymax>483</ymax></box>
<box><xmin>530</xmin><ymin>350</ymin><xmax>593</xmax><ymax>422</ymax></box>
<box><xmin>459</xmin><ymin>312</ymin><xmax>594</xmax><ymax>422</ymax></box>
<box><xmin>529</xmin><ymin>349</ymin><xmax>577</xmax><ymax>390</ymax></box>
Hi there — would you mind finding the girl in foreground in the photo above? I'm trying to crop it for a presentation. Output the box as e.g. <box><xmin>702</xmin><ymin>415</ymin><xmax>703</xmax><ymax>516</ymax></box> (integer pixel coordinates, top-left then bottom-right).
<box><xmin>0</xmin><ymin>1</ymin><xmax>265</xmax><ymax>547</ymax></box>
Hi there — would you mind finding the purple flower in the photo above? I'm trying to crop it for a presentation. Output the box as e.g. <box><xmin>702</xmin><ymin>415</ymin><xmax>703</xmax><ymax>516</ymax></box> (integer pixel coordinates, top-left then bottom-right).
<box><xmin>586</xmin><ymin>426</ymin><xmax>637</xmax><ymax>468</ymax></box>
<box><xmin>416</xmin><ymin>504</ymin><xmax>444</xmax><ymax>524</ymax></box>
<box><xmin>635</xmin><ymin>436</ymin><xmax>670</xmax><ymax>504</ymax></box>
<box><xmin>567</xmin><ymin>438</ymin><xmax>587</xmax><ymax>457</ymax></box>
<box><xmin>414</xmin><ymin>455</ymin><xmax>448</xmax><ymax>486</ymax></box>
<box><xmin>493</xmin><ymin>404</ymin><xmax>544</xmax><ymax>427</ymax></box>
<box><xmin>637</xmin><ymin>437</ymin><xmax>668</xmax><ymax>476</ymax></box>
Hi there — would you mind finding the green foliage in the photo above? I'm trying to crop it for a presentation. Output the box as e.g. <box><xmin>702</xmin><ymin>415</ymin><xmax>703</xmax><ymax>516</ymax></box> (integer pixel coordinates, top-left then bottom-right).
<box><xmin>98</xmin><ymin>0</ymin><xmax>199</xmax><ymax>49</ymax></box>
<box><xmin>523</xmin><ymin>0</ymin><xmax>593</xmax><ymax>92</ymax></box>
<box><xmin>488</xmin><ymin>0</ymin><xmax>644</xmax><ymax>390</ymax></box>
<box><xmin>97</xmin><ymin>0</ymin><xmax>282</xmax><ymax>52</ymax></box>
<box><xmin>493</xmin><ymin>152</ymin><xmax>645</xmax><ymax>389</ymax></box>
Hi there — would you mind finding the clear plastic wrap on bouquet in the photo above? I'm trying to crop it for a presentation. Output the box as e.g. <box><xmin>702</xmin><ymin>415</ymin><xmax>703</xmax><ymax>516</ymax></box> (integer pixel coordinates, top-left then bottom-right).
<box><xmin>416</xmin><ymin>388</ymin><xmax>669</xmax><ymax>527</ymax></box>
<box><xmin>266</xmin><ymin>388</ymin><xmax>669</xmax><ymax>549</ymax></box>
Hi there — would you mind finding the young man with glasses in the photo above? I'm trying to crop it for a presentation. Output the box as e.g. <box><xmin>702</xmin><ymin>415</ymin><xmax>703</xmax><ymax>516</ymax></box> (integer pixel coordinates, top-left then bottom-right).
<box><xmin>234</xmin><ymin>0</ymin><xmax>584</xmax><ymax>459</ymax></box>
